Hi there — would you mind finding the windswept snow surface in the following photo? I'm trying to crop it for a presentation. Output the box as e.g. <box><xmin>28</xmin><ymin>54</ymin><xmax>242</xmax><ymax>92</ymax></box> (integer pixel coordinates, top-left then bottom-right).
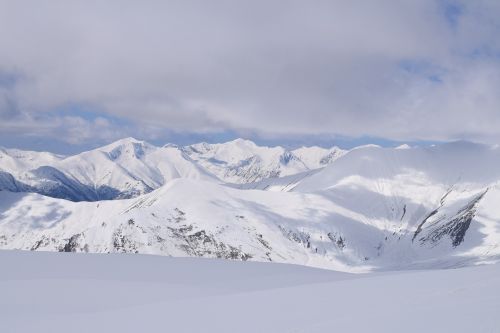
<box><xmin>1</xmin><ymin>251</ymin><xmax>499</xmax><ymax>333</ymax></box>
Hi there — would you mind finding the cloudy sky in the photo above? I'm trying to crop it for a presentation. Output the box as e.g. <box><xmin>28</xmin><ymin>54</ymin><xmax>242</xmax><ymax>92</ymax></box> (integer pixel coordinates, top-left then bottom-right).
<box><xmin>1</xmin><ymin>0</ymin><xmax>500</xmax><ymax>152</ymax></box>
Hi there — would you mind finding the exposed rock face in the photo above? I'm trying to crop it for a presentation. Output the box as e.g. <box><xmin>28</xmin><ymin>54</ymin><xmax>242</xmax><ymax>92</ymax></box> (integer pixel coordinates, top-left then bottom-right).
<box><xmin>416</xmin><ymin>190</ymin><xmax>488</xmax><ymax>247</ymax></box>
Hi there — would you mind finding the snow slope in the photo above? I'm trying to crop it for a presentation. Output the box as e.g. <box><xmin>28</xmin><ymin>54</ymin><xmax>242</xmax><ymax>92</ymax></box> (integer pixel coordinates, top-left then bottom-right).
<box><xmin>295</xmin><ymin>141</ymin><xmax>500</xmax><ymax>192</ymax></box>
<box><xmin>1</xmin><ymin>175</ymin><xmax>499</xmax><ymax>271</ymax></box>
<box><xmin>1</xmin><ymin>250</ymin><xmax>499</xmax><ymax>333</ymax></box>
<box><xmin>229</xmin><ymin>169</ymin><xmax>322</xmax><ymax>192</ymax></box>
<box><xmin>0</xmin><ymin>180</ymin><xmax>373</xmax><ymax>272</ymax></box>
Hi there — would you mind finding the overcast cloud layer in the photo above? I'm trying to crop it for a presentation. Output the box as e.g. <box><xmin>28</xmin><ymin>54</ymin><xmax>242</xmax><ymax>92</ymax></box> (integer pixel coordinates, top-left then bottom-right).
<box><xmin>1</xmin><ymin>0</ymin><xmax>500</xmax><ymax>146</ymax></box>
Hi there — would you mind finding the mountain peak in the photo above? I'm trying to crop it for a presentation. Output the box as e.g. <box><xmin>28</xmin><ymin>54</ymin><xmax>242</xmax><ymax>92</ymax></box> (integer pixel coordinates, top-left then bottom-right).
<box><xmin>100</xmin><ymin>137</ymin><xmax>153</xmax><ymax>151</ymax></box>
<box><xmin>111</xmin><ymin>137</ymin><xmax>144</xmax><ymax>145</ymax></box>
<box><xmin>163</xmin><ymin>143</ymin><xmax>180</xmax><ymax>149</ymax></box>
<box><xmin>226</xmin><ymin>138</ymin><xmax>258</xmax><ymax>147</ymax></box>
<box><xmin>94</xmin><ymin>137</ymin><xmax>156</xmax><ymax>162</ymax></box>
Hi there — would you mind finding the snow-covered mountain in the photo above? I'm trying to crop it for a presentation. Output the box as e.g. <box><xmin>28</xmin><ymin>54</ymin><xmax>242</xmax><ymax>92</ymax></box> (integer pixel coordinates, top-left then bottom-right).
<box><xmin>1</xmin><ymin>139</ymin><xmax>500</xmax><ymax>272</ymax></box>
<box><xmin>0</xmin><ymin>138</ymin><xmax>218</xmax><ymax>201</ymax></box>
<box><xmin>183</xmin><ymin>138</ymin><xmax>345</xmax><ymax>183</ymax></box>
<box><xmin>291</xmin><ymin>145</ymin><xmax>345</xmax><ymax>169</ymax></box>
<box><xmin>55</xmin><ymin>138</ymin><xmax>218</xmax><ymax>199</ymax></box>
<box><xmin>0</xmin><ymin>147</ymin><xmax>64</xmax><ymax>172</ymax></box>
<box><xmin>0</xmin><ymin>138</ymin><xmax>344</xmax><ymax>200</ymax></box>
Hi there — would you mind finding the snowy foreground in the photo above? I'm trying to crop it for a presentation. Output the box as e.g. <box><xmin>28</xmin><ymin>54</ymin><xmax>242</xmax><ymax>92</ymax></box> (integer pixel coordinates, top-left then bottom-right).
<box><xmin>1</xmin><ymin>251</ymin><xmax>499</xmax><ymax>333</ymax></box>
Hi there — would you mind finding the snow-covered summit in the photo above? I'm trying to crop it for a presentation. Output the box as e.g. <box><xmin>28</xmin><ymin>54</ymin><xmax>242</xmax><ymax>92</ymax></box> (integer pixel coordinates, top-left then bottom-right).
<box><xmin>100</xmin><ymin>136</ymin><xmax>146</xmax><ymax>148</ymax></box>
<box><xmin>97</xmin><ymin>137</ymin><xmax>153</xmax><ymax>159</ymax></box>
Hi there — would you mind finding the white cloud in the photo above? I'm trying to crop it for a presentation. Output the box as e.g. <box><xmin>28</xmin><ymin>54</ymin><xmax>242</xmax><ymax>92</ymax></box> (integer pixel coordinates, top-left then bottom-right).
<box><xmin>0</xmin><ymin>112</ymin><xmax>128</xmax><ymax>144</ymax></box>
<box><xmin>1</xmin><ymin>0</ymin><xmax>500</xmax><ymax>143</ymax></box>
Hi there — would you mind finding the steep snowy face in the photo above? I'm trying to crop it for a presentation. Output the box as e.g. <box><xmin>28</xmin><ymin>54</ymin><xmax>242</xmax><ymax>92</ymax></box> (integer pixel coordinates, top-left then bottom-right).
<box><xmin>183</xmin><ymin>139</ymin><xmax>345</xmax><ymax>183</ymax></box>
<box><xmin>0</xmin><ymin>138</ymin><xmax>218</xmax><ymax>201</ymax></box>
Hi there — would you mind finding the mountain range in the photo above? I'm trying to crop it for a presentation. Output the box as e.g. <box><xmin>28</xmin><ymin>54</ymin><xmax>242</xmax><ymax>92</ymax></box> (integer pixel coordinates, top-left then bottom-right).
<box><xmin>0</xmin><ymin>137</ymin><xmax>345</xmax><ymax>201</ymax></box>
<box><xmin>1</xmin><ymin>138</ymin><xmax>499</xmax><ymax>272</ymax></box>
